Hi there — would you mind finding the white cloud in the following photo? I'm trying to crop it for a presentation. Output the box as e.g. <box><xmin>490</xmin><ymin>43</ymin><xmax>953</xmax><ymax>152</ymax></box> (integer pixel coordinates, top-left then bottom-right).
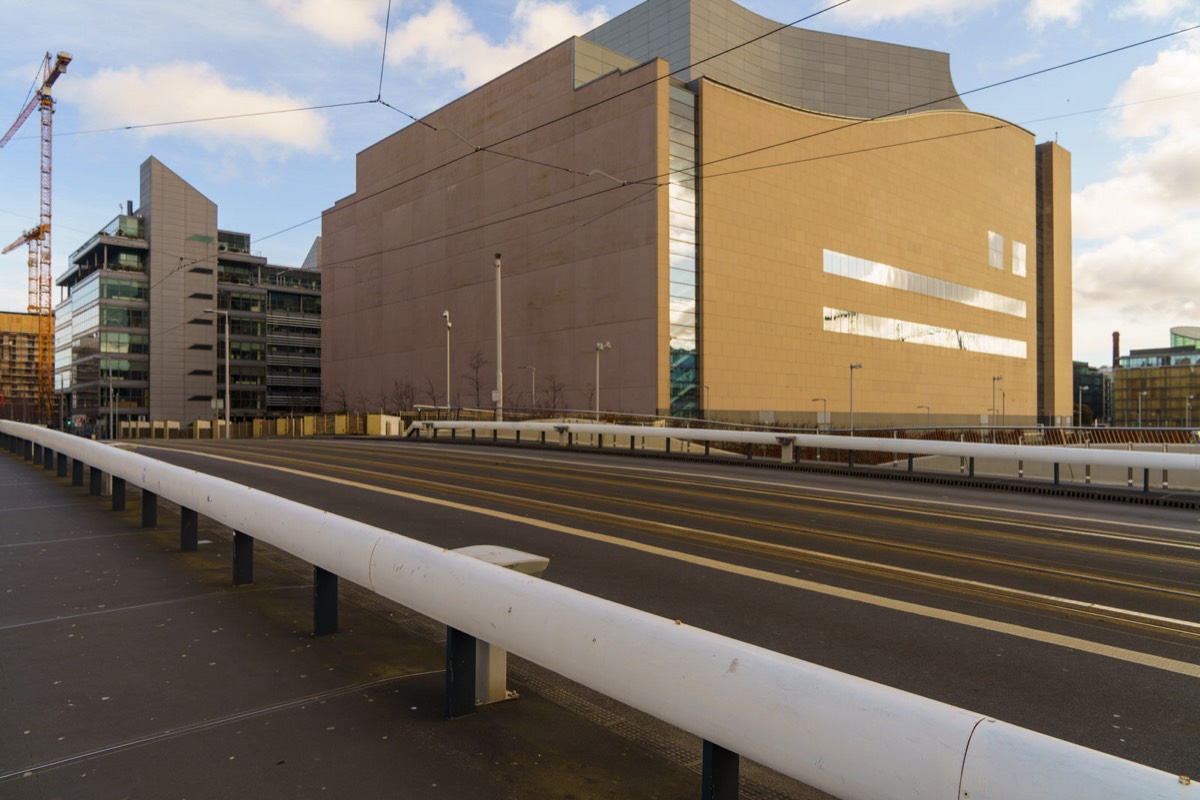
<box><xmin>1073</xmin><ymin>35</ymin><xmax>1200</xmax><ymax>239</ymax></box>
<box><xmin>265</xmin><ymin>0</ymin><xmax>383</xmax><ymax>46</ymax></box>
<box><xmin>825</xmin><ymin>0</ymin><xmax>1000</xmax><ymax>25</ymax></box>
<box><xmin>1073</xmin><ymin>34</ymin><xmax>1200</xmax><ymax>363</ymax></box>
<box><xmin>1114</xmin><ymin>0</ymin><xmax>1192</xmax><ymax>19</ymax></box>
<box><xmin>387</xmin><ymin>0</ymin><xmax>610</xmax><ymax>89</ymax></box>
<box><xmin>1024</xmin><ymin>0</ymin><xmax>1088</xmax><ymax>29</ymax></box>
<box><xmin>58</xmin><ymin>62</ymin><xmax>332</xmax><ymax>157</ymax></box>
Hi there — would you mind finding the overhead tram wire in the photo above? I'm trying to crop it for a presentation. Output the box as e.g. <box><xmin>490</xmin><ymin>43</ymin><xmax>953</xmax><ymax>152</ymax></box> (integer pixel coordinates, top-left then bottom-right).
<box><xmin>671</xmin><ymin>22</ymin><xmax>1200</xmax><ymax>180</ymax></box>
<box><xmin>312</xmin><ymin>22</ymin><xmax>1200</xmax><ymax>272</ymax></box>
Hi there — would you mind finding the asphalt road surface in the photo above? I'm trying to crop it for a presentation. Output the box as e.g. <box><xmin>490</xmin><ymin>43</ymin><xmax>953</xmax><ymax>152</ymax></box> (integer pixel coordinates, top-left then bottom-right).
<box><xmin>132</xmin><ymin>437</ymin><xmax>1200</xmax><ymax>779</ymax></box>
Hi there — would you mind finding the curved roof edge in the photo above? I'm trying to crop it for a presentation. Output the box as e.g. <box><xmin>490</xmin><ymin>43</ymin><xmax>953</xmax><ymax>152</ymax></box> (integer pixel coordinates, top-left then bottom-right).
<box><xmin>584</xmin><ymin>0</ymin><xmax>968</xmax><ymax>120</ymax></box>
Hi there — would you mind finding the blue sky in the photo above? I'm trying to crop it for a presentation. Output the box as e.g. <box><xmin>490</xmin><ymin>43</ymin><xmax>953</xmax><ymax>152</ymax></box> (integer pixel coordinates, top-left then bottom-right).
<box><xmin>0</xmin><ymin>0</ymin><xmax>1196</xmax><ymax>368</ymax></box>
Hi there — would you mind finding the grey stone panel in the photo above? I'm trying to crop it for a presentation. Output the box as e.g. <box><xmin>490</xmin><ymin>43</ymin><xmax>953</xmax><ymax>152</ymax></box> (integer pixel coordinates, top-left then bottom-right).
<box><xmin>583</xmin><ymin>0</ymin><xmax>968</xmax><ymax>118</ymax></box>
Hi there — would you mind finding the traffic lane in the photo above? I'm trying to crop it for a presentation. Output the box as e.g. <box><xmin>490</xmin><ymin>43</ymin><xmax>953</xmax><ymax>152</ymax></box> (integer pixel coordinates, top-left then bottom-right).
<box><xmin>139</xmin><ymin>441</ymin><xmax>1200</xmax><ymax>632</ymax></box>
<box><xmin>134</xmin><ymin>442</ymin><xmax>1200</xmax><ymax>659</ymax></box>
<box><xmin>131</xmin><ymin>443</ymin><xmax>1199</xmax><ymax>775</ymax></box>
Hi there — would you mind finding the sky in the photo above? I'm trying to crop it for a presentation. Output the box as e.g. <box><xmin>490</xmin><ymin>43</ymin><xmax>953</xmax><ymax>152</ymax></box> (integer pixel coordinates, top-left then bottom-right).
<box><xmin>0</xmin><ymin>0</ymin><xmax>1196</xmax><ymax>369</ymax></box>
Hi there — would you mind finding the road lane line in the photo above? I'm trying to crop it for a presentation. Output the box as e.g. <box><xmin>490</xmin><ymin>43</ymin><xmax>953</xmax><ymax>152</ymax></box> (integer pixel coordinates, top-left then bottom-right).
<box><xmin>136</xmin><ymin>446</ymin><xmax>1200</xmax><ymax>679</ymax></box>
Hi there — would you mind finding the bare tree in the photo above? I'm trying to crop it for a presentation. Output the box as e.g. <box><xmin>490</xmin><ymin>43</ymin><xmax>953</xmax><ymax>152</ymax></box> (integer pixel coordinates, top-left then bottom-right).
<box><xmin>543</xmin><ymin>373</ymin><xmax>567</xmax><ymax>411</ymax></box>
<box><xmin>422</xmin><ymin>377</ymin><xmax>439</xmax><ymax>406</ymax></box>
<box><xmin>333</xmin><ymin>386</ymin><xmax>349</xmax><ymax>413</ymax></box>
<box><xmin>464</xmin><ymin>349</ymin><xmax>489</xmax><ymax>407</ymax></box>
<box><xmin>391</xmin><ymin>377</ymin><xmax>415</xmax><ymax>412</ymax></box>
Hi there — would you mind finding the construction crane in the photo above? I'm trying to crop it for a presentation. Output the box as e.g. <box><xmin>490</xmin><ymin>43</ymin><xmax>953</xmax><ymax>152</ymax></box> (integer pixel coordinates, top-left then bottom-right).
<box><xmin>1</xmin><ymin>51</ymin><xmax>71</xmax><ymax>425</ymax></box>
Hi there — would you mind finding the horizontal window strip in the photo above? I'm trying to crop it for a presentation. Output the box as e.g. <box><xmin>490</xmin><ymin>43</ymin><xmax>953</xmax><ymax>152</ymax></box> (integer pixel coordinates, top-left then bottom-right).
<box><xmin>823</xmin><ymin>307</ymin><xmax>1027</xmax><ymax>359</ymax></box>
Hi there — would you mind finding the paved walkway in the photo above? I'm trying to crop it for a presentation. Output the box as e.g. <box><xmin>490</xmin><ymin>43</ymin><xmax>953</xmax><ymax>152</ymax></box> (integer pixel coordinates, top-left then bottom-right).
<box><xmin>0</xmin><ymin>446</ymin><xmax>817</xmax><ymax>800</ymax></box>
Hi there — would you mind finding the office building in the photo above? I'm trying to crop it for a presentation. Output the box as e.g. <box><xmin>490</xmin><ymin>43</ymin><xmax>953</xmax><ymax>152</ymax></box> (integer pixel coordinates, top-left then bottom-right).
<box><xmin>1114</xmin><ymin>328</ymin><xmax>1200</xmax><ymax>428</ymax></box>
<box><xmin>321</xmin><ymin>0</ymin><xmax>1072</xmax><ymax>427</ymax></box>
<box><xmin>54</xmin><ymin>157</ymin><xmax>321</xmax><ymax>434</ymax></box>
<box><xmin>0</xmin><ymin>311</ymin><xmax>43</xmax><ymax>422</ymax></box>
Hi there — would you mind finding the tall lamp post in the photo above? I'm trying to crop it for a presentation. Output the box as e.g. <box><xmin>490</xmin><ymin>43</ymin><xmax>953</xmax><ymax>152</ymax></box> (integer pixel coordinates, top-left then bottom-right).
<box><xmin>917</xmin><ymin>404</ymin><xmax>930</xmax><ymax>426</ymax></box>
<box><xmin>1077</xmin><ymin>385</ymin><xmax>1088</xmax><ymax>427</ymax></box>
<box><xmin>1187</xmin><ymin>394</ymin><xmax>1194</xmax><ymax>429</ymax></box>
<box><xmin>1138</xmin><ymin>390</ymin><xmax>1147</xmax><ymax>428</ymax></box>
<box><xmin>848</xmin><ymin>363</ymin><xmax>862</xmax><ymax>435</ymax></box>
<box><xmin>594</xmin><ymin>341</ymin><xmax>611</xmax><ymax>419</ymax></box>
<box><xmin>204</xmin><ymin>308</ymin><xmax>231</xmax><ymax>440</ymax></box>
<box><xmin>442</xmin><ymin>310</ymin><xmax>452</xmax><ymax>412</ymax></box>
<box><xmin>812</xmin><ymin>397</ymin><xmax>827</xmax><ymax>430</ymax></box>
<box><xmin>493</xmin><ymin>253</ymin><xmax>503</xmax><ymax>422</ymax></box>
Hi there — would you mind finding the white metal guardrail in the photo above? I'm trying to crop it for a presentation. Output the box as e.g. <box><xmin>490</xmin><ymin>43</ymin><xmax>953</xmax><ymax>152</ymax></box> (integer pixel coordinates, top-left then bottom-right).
<box><xmin>2</xmin><ymin>421</ymin><xmax>1193</xmax><ymax>799</ymax></box>
<box><xmin>419</xmin><ymin>419</ymin><xmax>1200</xmax><ymax>476</ymax></box>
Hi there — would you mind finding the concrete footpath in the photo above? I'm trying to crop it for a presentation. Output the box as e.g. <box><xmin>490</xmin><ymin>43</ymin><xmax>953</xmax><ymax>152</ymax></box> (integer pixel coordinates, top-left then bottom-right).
<box><xmin>0</xmin><ymin>447</ymin><xmax>818</xmax><ymax>800</ymax></box>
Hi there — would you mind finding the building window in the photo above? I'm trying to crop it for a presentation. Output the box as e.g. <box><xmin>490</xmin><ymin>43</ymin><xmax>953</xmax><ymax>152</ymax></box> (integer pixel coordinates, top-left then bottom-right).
<box><xmin>823</xmin><ymin>307</ymin><xmax>1027</xmax><ymax>358</ymax></box>
<box><xmin>1012</xmin><ymin>241</ymin><xmax>1026</xmax><ymax>277</ymax></box>
<box><xmin>988</xmin><ymin>231</ymin><xmax>1004</xmax><ymax>269</ymax></box>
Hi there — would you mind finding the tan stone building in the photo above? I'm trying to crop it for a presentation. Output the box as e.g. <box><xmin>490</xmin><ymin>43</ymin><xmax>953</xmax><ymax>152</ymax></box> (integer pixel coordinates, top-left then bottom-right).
<box><xmin>322</xmin><ymin>0</ymin><xmax>1072</xmax><ymax>427</ymax></box>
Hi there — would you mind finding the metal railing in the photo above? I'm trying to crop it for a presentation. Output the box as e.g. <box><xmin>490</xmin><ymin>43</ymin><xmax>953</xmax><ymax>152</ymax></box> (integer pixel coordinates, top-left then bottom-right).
<box><xmin>1</xmin><ymin>420</ymin><xmax>1193</xmax><ymax>799</ymax></box>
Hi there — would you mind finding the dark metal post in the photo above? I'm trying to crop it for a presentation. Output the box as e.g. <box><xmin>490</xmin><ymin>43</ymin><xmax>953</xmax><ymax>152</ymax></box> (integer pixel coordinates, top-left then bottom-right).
<box><xmin>56</xmin><ymin>452</ymin><xmax>67</xmax><ymax>477</ymax></box>
<box><xmin>89</xmin><ymin>466</ymin><xmax>103</xmax><ymax>496</ymax></box>
<box><xmin>745</xmin><ymin>443</ymin><xmax>753</xmax><ymax>460</ymax></box>
<box><xmin>32</xmin><ymin>443</ymin><xmax>41</xmax><ymax>463</ymax></box>
<box><xmin>968</xmin><ymin>457</ymin><xmax>975</xmax><ymax>478</ymax></box>
<box><xmin>313</xmin><ymin>566</ymin><xmax>338</xmax><ymax>636</ymax></box>
<box><xmin>233</xmin><ymin>531</ymin><xmax>254</xmax><ymax>586</ymax></box>
<box><xmin>848</xmin><ymin>450</ymin><xmax>855</xmax><ymax>468</ymax></box>
<box><xmin>907</xmin><ymin>453</ymin><xmax>914</xmax><ymax>472</ymax></box>
<box><xmin>445</xmin><ymin>626</ymin><xmax>477</xmax><ymax>718</ymax></box>
<box><xmin>142</xmin><ymin>490</ymin><xmax>158</xmax><ymax>528</ymax></box>
<box><xmin>702</xmin><ymin>740</ymin><xmax>740</xmax><ymax>800</ymax></box>
<box><xmin>180</xmin><ymin>507</ymin><xmax>198</xmax><ymax>552</ymax></box>
<box><xmin>112</xmin><ymin>477</ymin><xmax>126</xmax><ymax>511</ymax></box>
<box><xmin>1053</xmin><ymin>463</ymin><xmax>1060</xmax><ymax>485</ymax></box>
<box><xmin>72</xmin><ymin>458</ymin><xmax>84</xmax><ymax>486</ymax></box>
<box><xmin>1143</xmin><ymin>468</ymin><xmax>1150</xmax><ymax>493</ymax></box>
<box><xmin>43</xmin><ymin>447</ymin><xmax>53</xmax><ymax>470</ymax></box>
<box><xmin>704</xmin><ymin>441</ymin><xmax>710</xmax><ymax>456</ymax></box>
<box><xmin>23</xmin><ymin>440</ymin><xmax>32</xmax><ymax>460</ymax></box>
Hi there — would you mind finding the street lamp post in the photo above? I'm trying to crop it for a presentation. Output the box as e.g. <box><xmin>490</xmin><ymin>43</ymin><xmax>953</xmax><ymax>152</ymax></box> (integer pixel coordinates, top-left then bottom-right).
<box><xmin>917</xmin><ymin>404</ymin><xmax>930</xmax><ymax>426</ymax></box>
<box><xmin>704</xmin><ymin>384</ymin><xmax>710</xmax><ymax>416</ymax></box>
<box><xmin>1188</xmin><ymin>394</ymin><xmax>1194</xmax><ymax>429</ymax></box>
<box><xmin>442</xmin><ymin>310</ymin><xmax>451</xmax><ymax>412</ymax></box>
<box><xmin>1138</xmin><ymin>390</ymin><xmax>1147</xmax><ymax>428</ymax></box>
<box><xmin>594</xmin><ymin>341</ymin><xmax>611</xmax><ymax>418</ymax></box>
<box><xmin>493</xmin><ymin>253</ymin><xmax>503</xmax><ymax>422</ymax></box>
<box><xmin>812</xmin><ymin>397</ymin><xmax>827</xmax><ymax>430</ymax></box>
<box><xmin>1077</xmin><ymin>385</ymin><xmax>1088</xmax><ymax>427</ymax></box>
<box><xmin>848</xmin><ymin>363</ymin><xmax>862</xmax><ymax>435</ymax></box>
<box><xmin>1001</xmin><ymin>388</ymin><xmax>1006</xmax><ymax>427</ymax></box>
<box><xmin>204</xmin><ymin>308</ymin><xmax>231</xmax><ymax>440</ymax></box>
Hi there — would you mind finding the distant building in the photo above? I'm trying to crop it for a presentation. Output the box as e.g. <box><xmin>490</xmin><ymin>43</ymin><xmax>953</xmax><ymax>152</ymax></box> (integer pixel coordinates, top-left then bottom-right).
<box><xmin>322</xmin><ymin>0</ymin><xmax>1072</xmax><ymax>427</ymax></box>
<box><xmin>1072</xmin><ymin>360</ymin><xmax>1106</xmax><ymax>426</ymax></box>
<box><xmin>1114</xmin><ymin>328</ymin><xmax>1200</xmax><ymax>428</ymax></box>
<box><xmin>54</xmin><ymin>157</ymin><xmax>321</xmax><ymax>434</ymax></box>
<box><xmin>0</xmin><ymin>311</ymin><xmax>42</xmax><ymax>422</ymax></box>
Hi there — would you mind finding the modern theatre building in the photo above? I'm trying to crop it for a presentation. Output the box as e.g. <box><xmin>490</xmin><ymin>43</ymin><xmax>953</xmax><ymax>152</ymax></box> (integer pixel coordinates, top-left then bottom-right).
<box><xmin>321</xmin><ymin>0</ymin><xmax>1072</xmax><ymax>427</ymax></box>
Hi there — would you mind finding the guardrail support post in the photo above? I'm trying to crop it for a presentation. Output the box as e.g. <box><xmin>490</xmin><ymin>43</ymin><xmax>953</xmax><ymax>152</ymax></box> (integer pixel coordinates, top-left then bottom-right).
<box><xmin>1053</xmin><ymin>463</ymin><xmax>1060</xmax><ymax>485</ymax></box>
<box><xmin>597</xmin><ymin>434</ymin><xmax>603</xmax><ymax>449</ymax></box>
<box><xmin>445</xmin><ymin>626</ymin><xmax>477</xmax><ymax>718</ymax></box>
<box><xmin>72</xmin><ymin>458</ymin><xmax>84</xmax><ymax>486</ymax></box>
<box><xmin>907</xmin><ymin>453</ymin><xmax>913</xmax><ymax>472</ymax></box>
<box><xmin>56</xmin><ymin>452</ymin><xmax>67</xmax><ymax>477</ymax></box>
<box><xmin>1142</xmin><ymin>468</ymin><xmax>1149</xmax><ymax>493</ymax></box>
<box><xmin>665</xmin><ymin>438</ymin><xmax>671</xmax><ymax>453</ymax></box>
<box><xmin>89</xmin><ymin>466</ymin><xmax>103</xmax><ymax>496</ymax></box>
<box><xmin>43</xmin><ymin>446</ymin><xmax>53</xmax><ymax>470</ymax></box>
<box><xmin>142</xmin><ymin>490</ymin><xmax>158</xmax><ymax>528</ymax></box>
<box><xmin>112</xmin><ymin>477</ymin><xmax>126</xmax><ymax>511</ymax></box>
<box><xmin>180</xmin><ymin>507</ymin><xmax>198</xmax><ymax>552</ymax></box>
<box><xmin>1085</xmin><ymin>465</ymin><xmax>1091</xmax><ymax>484</ymax></box>
<box><xmin>1019</xmin><ymin>460</ymin><xmax>1024</xmax><ymax>478</ymax></box>
<box><xmin>23</xmin><ymin>439</ymin><xmax>33</xmax><ymax>460</ymax></box>
<box><xmin>1162</xmin><ymin>470</ymin><xmax>1169</xmax><ymax>490</ymax></box>
<box><xmin>968</xmin><ymin>457</ymin><xmax>975</xmax><ymax>478</ymax></box>
<box><xmin>702</xmin><ymin>740</ymin><xmax>739</xmax><ymax>800</ymax></box>
<box><xmin>233</xmin><ymin>531</ymin><xmax>254</xmax><ymax>586</ymax></box>
<box><xmin>745</xmin><ymin>443</ymin><xmax>753</xmax><ymax>461</ymax></box>
<box><xmin>313</xmin><ymin>566</ymin><xmax>338</xmax><ymax>636</ymax></box>
<box><xmin>32</xmin><ymin>443</ymin><xmax>41</xmax><ymax>463</ymax></box>
<box><xmin>848</xmin><ymin>450</ymin><xmax>855</xmax><ymax>468</ymax></box>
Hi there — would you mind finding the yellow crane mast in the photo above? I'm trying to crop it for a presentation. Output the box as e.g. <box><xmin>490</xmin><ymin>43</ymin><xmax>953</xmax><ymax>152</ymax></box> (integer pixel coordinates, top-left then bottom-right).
<box><xmin>1</xmin><ymin>51</ymin><xmax>71</xmax><ymax>425</ymax></box>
